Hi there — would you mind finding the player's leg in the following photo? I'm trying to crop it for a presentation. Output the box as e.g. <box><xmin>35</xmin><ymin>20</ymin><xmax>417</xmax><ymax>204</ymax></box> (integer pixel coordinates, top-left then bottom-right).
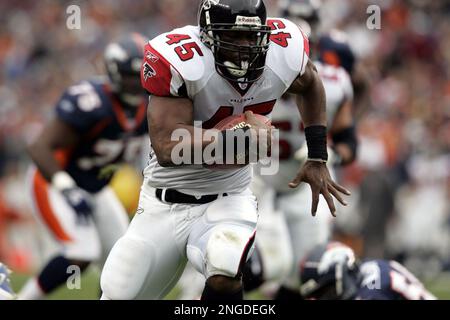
<box><xmin>276</xmin><ymin>186</ymin><xmax>332</xmax><ymax>299</ymax></box>
<box><xmin>92</xmin><ymin>186</ymin><xmax>130</xmax><ymax>267</ymax></box>
<box><xmin>176</xmin><ymin>262</ymin><xmax>206</xmax><ymax>300</ymax></box>
<box><xmin>100</xmin><ymin>188</ymin><xmax>191</xmax><ymax>300</ymax></box>
<box><xmin>19</xmin><ymin>169</ymin><xmax>101</xmax><ymax>300</ymax></box>
<box><xmin>187</xmin><ymin>190</ymin><xmax>258</xmax><ymax>300</ymax></box>
<box><xmin>242</xmin><ymin>182</ymin><xmax>293</xmax><ymax>293</ymax></box>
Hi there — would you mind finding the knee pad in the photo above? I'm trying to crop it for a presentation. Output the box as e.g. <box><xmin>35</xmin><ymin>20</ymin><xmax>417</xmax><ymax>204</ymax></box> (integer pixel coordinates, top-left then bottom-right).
<box><xmin>100</xmin><ymin>236</ymin><xmax>154</xmax><ymax>300</ymax></box>
<box><xmin>204</xmin><ymin>227</ymin><xmax>255</xmax><ymax>279</ymax></box>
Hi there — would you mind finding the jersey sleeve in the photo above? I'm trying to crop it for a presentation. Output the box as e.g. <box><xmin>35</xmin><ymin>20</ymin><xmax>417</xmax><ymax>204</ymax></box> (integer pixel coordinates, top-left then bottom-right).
<box><xmin>266</xmin><ymin>18</ymin><xmax>311</xmax><ymax>88</ymax></box>
<box><xmin>55</xmin><ymin>81</ymin><xmax>101</xmax><ymax>132</ymax></box>
<box><xmin>141</xmin><ymin>42</ymin><xmax>187</xmax><ymax>98</ymax></box>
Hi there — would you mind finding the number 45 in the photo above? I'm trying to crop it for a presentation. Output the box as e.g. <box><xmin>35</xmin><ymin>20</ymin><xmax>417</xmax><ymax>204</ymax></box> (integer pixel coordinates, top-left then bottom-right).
<box><xmin>166</xmin><ymin>34</ymin><xmax>204</xmax><ymax>61</ymax></box>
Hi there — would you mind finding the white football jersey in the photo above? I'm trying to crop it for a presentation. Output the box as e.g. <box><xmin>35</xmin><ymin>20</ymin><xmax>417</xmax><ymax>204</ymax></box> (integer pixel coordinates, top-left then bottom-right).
<box><xmin>257</xmin><ymin>61</ymin><xmax>354</xmax><ymax>192</ymax></box>
<box><xmin>141</xmin><ymin>18</ymin><xmax>309</xmax><ymax>195</ymax></box>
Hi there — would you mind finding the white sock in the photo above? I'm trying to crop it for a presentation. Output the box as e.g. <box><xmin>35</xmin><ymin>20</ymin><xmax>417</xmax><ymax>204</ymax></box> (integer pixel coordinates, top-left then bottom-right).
<box><xmin>18</xmin><ymin>278</ymin><xmax>45</xmax><ymax>300</ymax></box>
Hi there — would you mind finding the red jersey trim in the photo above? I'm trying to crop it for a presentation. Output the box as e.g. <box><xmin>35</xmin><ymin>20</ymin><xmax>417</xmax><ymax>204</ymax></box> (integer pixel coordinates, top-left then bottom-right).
<box><xmin>141</xmin><ymin>43</ymin><xmax>184</xmax><ymax>97</ymax></box>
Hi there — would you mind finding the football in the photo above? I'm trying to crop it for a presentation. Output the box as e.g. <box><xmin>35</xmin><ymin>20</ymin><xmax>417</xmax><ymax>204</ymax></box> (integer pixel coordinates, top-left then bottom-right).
<box><xmin>204</xmin><ymin>113</ymin><xmax>272</xmax><ymax>170</ymax></box>
<box><xmin>214</xmin><ymin>113</ymin><xmax>272</xmax><ymax>131</ymax></box>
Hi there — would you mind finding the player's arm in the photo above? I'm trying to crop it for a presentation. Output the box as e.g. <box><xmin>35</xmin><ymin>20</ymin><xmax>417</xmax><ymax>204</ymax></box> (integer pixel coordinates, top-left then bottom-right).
<box><xmin>143</xmin><ymin>42</ymin><xmax>269</xmax><ymax>167</ymax></box>
<box><xmin>27</xmin><ymin>119</ymin><xmax>80</xmax><ymax>182</ymax></box>
<box><xmin>27</xmin><ymin>87</ymin><xmax>96</xmax><ymax>218</ymax></box>
<box><xmin>142</xmin><ymin>43</ymin><xmax>217</xmax><ymax>167</ymax></box>
<box><xmin>27</xmin><ymin>118</ymin><xmax>92</xmax><ymax>217</ymax></box>
<box><xmin>147</xmin><ymin>96</ymin><xmax>269</xmax><ymax>167</ymax></box>
<box><xmin>286</xmin><ymin>60</ymin><xmax>350</xmax><ymax>216</ymax></box>
<box><xmin>352</xmin><ymin>62</ymin><xmax>371</xmax><ymax>120</ymax></box>
<box><xmin>329</xmin><ymin>99</ymin><xmax>358</xmax><ymax>165</ymax></box>
<box><xmin>147</xmin><ymin>95</ymin><xmax>208</xmax><ymax>167</ymax></box>
<box><xmin>288</xmin><ymin>60</ymin><xmax>327</xmax><ymax>130</ymax></box>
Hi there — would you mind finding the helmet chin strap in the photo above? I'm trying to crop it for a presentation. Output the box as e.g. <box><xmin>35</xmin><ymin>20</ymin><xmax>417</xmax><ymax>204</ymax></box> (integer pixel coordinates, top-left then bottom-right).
<box><xmin>120</xmin><ymin>94</ymin><xmax>142</xmax><ymax>107</ymax></box>
<box><xmin>224</xmin><ymin>60</ymin><xmax>249</xmax><ymax>78</ymax></box>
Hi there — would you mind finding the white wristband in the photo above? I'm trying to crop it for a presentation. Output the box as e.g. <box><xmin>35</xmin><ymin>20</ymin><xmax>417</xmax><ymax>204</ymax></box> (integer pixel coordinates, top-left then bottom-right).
<box><xmin>307</xmin><ymin>158</ymin><xmax>328</xmax><ymax>164</ymax></box>
<box><xmin>51</xmin><ymin>171</ymin><xmax>76</xmax><ymax>191</ymax></box>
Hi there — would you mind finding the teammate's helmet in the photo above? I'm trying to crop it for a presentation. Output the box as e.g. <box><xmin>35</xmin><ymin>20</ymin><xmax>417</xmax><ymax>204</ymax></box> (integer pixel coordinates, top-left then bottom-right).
<box><xmin>104</xmin><ymin>33</ymin><xmax>147</xmax><ymax>106</ymax></box>
<box><xmin>279</xmin><ymin>0</ymin><xmax>321</xmax><ymax>38</ymax></box>
<box><xmin>198</xmin><ymin>0</ymin><xmax>272</xmax><ymax>84</ymax></box>
<box><xmin>299</xmin><ymin>242</ymin><xmax>361</xmax><ymax>300</ymax></box>
<box><xmin>318</xmin><ymin>31</ymin><xmax>355</xmax><ymax>74</ymax></box>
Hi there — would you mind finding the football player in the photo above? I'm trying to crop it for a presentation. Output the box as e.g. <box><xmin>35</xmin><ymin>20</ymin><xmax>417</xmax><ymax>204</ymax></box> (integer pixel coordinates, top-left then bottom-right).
<box><xmin>242</xmin><ymin>0</ymin><xmax>358</xmax><ymax>300</ymax></box>
<box><xmin>19</xmin><ymin>34</ymin><xmax>148</xmax><ymax>299</ymax></box>
<box><xmin>299</xmin><ymin>242</ymin><xmax>437</xmax><ymax>300</ymax></box>
<box><xmin>280</xmin><ymin>0</ymin><xmax>370</xmax><ymax>118</ymax></box>
<box><xmin>100</xmin><ymin>0</ymin><xmax>350</xmax><ymax>300</ymax></box>
<box><xmin>0</xmin><ymin>262</ymin><xmax>16</xmax><ymax>300</ymax></box>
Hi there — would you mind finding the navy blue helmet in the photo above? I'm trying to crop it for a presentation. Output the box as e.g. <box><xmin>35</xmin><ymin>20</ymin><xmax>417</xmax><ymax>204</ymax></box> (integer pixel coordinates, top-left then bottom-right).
<box><xmin>300</xmin><ymin>242</ymin><xmax>361</xmax><ymax>300</ymax></box>
<box><xmin>104</xmin><ymin>33</ymin><xmax>147</xmax><ymax>106</ymax></box>
<box><xmin>318</xmin><ymin>31</ymin><xmax>356</xmax><ymax>74</ymax></box>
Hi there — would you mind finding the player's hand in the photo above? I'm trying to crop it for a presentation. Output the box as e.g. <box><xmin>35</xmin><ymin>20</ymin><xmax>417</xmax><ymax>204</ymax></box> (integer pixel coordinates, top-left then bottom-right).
<box><xmin>245</xmin><ymin>111</ymin><xmax>274</xmax><ymax>157</ymax></box>
<box><xmin>60</xmin><ymin>187</ymin><xmax>93</xmax><ymax>224</ymax></box>
<box><xmin>288</xmin><ymin>161</ymin><xmax>351</xmax><ymax>217</ymax></box>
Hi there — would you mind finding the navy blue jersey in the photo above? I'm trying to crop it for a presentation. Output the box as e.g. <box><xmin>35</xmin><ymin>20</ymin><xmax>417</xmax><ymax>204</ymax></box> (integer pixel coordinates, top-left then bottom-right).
<box><xmin>356</xmin><ymin>260</ymin><xmax>436</xmax><ymax>300</ymax></box>
<box><xmin>52</xmin><ymin>78</ymin><xmax>148</xmax><ymax>193</ymax></box>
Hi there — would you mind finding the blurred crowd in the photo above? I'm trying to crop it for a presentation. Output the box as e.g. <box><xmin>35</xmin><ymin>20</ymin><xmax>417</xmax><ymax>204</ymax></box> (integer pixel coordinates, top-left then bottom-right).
<box><xmin>0</xmin><ymin>0</ymin><xmax>449</xmax><ymax>279</ymax></box>
<box><xmin>328</xmin><ymin>0</ymin><xmax>450</xmax><ymax>278</ymax></box>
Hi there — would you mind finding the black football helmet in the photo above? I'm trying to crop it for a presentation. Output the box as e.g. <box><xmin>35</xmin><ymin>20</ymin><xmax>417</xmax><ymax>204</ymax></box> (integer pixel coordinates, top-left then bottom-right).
<box><xmin>299</xmin><ymin>242</ymin><xmax>361</xmax><ymax>300</ymax></box>
<box><xmin>198</xmin><ymin>0</ymin><xmax>272</xmax><ymax>83</ymax></box>
<box><xmin>104</xmin><ymin>33</ymin><xmax>147</xmax><ymax>106</ymax></box>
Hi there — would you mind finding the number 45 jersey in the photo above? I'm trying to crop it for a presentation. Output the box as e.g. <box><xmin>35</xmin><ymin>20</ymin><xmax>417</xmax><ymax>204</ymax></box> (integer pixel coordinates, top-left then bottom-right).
<box><xmin>141</xmin><ymin>18</ymin><xmax>309</xmax><ymax>195</ymax></box>
<box><xmin>40</xmin><ymin>78</ymin><xmax>148</xmax><ymax>193</ymax></box>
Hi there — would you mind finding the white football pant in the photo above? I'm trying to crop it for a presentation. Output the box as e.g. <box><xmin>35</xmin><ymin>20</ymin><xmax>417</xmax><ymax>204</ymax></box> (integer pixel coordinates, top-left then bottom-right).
<box><xmin>100</xmin><ymin>183</ymin><xmax>258</xmax><ymax>300</ymax></box>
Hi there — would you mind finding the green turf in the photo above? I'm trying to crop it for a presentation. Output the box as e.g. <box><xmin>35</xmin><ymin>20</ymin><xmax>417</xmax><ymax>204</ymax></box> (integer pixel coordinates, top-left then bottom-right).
<box><xmin>10</xmin><ymin>267</ymin><xmax>180</xmax><ymax>300</ymax></box>
<box><xmin>424</xmin><ymin>275</ymin><xmax>450</xmax><ymax>300</ymax></box>
<box><xmin>11</xmin><ymin>268</ymin><xmax>101</xmax><ymax>300</ymax></box>
<box><xmin>10</xmin><ymin>269</ymin><xmax>450</xmax><ymax>300</ymax></box>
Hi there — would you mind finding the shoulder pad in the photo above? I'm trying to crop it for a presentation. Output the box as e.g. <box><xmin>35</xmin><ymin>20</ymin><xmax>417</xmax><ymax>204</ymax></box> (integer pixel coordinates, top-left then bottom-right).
<box><xmin>55</xmin><ymin>80</ymin><xmax>107</xmax><ymax>132</ymax></box>
<box><xmin>142</xmin><ymin>26</ymin><xmax>213</xmax><ymax>97</ymax></box>
<box><xmin>265</xmin><ymin>17</ymin><xmax>310</xmax><ymax>88</ymax></box>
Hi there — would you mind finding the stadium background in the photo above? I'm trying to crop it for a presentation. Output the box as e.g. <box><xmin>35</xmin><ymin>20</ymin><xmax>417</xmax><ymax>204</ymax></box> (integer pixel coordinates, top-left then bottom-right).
<box><xmin>0</xmin><ymin>0</ymin><xmax>449</xmax><ymax>299</ymax></box>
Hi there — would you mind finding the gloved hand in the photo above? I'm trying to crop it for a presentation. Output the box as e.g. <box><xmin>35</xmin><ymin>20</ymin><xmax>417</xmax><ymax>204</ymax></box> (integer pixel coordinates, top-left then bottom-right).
<box><xmin>52</xmin><ymin>171</ymin><xmax>93</xmax><ymax>225</ymax></box>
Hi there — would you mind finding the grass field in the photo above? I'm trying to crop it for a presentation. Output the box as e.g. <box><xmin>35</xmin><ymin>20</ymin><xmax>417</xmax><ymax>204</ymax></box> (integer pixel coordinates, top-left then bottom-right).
<box><xmin>9</xmin><ymin>268</ymin><xmax>450</xmax><ymax>300</ymax></box>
